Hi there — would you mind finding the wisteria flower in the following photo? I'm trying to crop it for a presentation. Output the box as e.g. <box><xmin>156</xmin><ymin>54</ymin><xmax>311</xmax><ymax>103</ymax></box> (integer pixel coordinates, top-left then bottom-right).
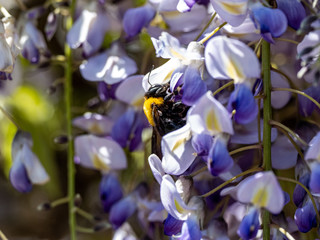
<box><xmin>10</xmin><ymin>130</ymin><xmax>49</xmax><ymax>193</ymax></box>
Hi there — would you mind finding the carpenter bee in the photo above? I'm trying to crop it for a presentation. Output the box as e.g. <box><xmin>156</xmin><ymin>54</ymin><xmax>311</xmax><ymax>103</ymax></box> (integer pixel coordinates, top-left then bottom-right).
<box><xmin>143</xmin><ymin>82</ymin><xmax>189</xmax><ymax>158</ymax></box>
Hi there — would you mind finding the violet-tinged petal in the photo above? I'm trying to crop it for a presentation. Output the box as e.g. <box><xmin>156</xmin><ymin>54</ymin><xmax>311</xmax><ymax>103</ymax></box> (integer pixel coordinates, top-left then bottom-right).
<box><xmin>298</xmin><ymin>85</ymin><xmax>320</xmax><ymax>117</ymax></box>
<box><xmin>83</xmin><ymin>10</ymin><xmax>109</xmax><ymax>57</ymax></box>
<box><xmin>25</xmin><ymin>6</ymin><xmax>45</xmax><ymax>20</ymax></box>
<box><xmin>237</xmin><ymin>171</ymin><xmax>285</xmax><ymax>214</ymax></box>
<box><xmin>179</xmin><ymin>217</ymin><xmax>202</xmax><ymax>240</ymax></box>
<box><xmin>74</xmin><ymin>135</ymin><xmax>127</xmax><ymax>172</ymax></box>
<box><xmin>67</xmin><ymin>9</ymin><xmax>96</xmax><ymax>49</ymax></box>
<box><xmin>160</xmin><ymin>174</ymin><xmax>196</xmax><ymax>220</ymax></box>
<box><xmin>148</xmin><ymin>154</ymin><xmax>165</xmax><ymax>184</ymax></box>
<box><xmin>72</xmin><ymin>112</ymin><xmax>114</xmax><ymax>135</ymax></box>
<box><xmin>305</xmin><ymin>132</ymin><xmax>320</xmax><ymax>162</ymax></box>
<box><xmin>109</xmin><ymin>195</ymin><xmax>137</xmax><ymax>229</ymax></box>
<box><xmin>237</xmin><ymin>207</ymin><xmax>260</xmax><ymax>240</ymax></box>
<box><xmin>9</xmin><ymin>155</ymin><xmax>32</xmax><ymax>193</ymax></box>
<box><xmin>210</xmin><ymin>0</ymin><xmax>248</xmax><ymax>27</ymax></box>
<box><xmin>187</xmin><ymin>91</ymin><xmax>234</xmax><ymax>136</ymax></box>
<box><xmin>310</xmin><ymin>163</ymin><xmax>320</xmax><ymax>194</ymax></box>
<box><xmin>271</xmin><ymin>71</ymin><xmax>291</xmax><ymax>109</ymax></box>
<box><xmin>80</xmin><ymin>45</ymin><xmax>138</xmax><ymax>84</ymax></box>
<box><xmin>208</xmin><ymin>137</ymin><xmax>233</xmax><ymax>176</ymax></box>
<box><xmin>227</xmin><ymin>83</ymin><xmax>258</xmax><ymax>124</ymax></box>
<box><xmin>250</xmin><ymin>3</ymin><xmax>288</xmax><ymax>42</ymax></box>
<box><xmin>205</xmin><ymin>36</ymin><xmax>260</xmax><ymax>83</ymax></box>
<box><xmin>297</xmin><ymin>30</ymin><xmax>320</xmax><ymax>62</ymax></box>
<box><xmin>21</xmin><ymin>144</ymin><xmax>50</xmax><ymax>184</ymax></box>
<box><xmin>182</xmin><ymin>67</ymin><xmax>207</xmax><ymax>106</ymax></box>
<box><xmin>170</xmin><ymin>70</ymin><xmax>184</xmax><ymax>92</ymax></box>
<box><xmin>271</xmin><ymin>135</ymin><xmax>297</xmax><ymax>170</ymax></box>
<box><xmin>164</xmin><ymin>214</ymin><xmax>184</xmax><ymax>236</ymax></box>
<box><xmin>277</xmin><ymin>0</ymin><xmax>306</xmax><ymax>30</ymax></box>
<box><xmin>97</xmin><ymin>82</ymin><xmax>120</xmax><ymax>102</ymax></box>
<box><xmin>151</xmin><ymin>32</ymin><xmax>186</xmax><ymax>59</ymax></box>
<box><xmin>111</xmin><ymin>109</ymin><xmax>135</xmax><ymax>148</ymax></box>
<box><xmin>21</xmin><ymin>38</ymin><xmax>39</xmax><ymax>64</ymax></box>
<box><xmin>129</xmin><ymin>118</ymin><xmax>146</xmax><ymax>151</ymax></box>
<box><xmin>100</xmin><ymin>174</ymin><xmax>123</xmax><ymax>212</ymax></box>
<box><xmin>45</xmin><ymin>12</ymin><xmax>57</xmax><ymax>41</ymax></box>
<box><xmin>24</xmin><ymin>21</ymin><xmax>47</xmax><ymax>51</ymax></box>
<box><xmin>177</xmin><ymin>0</ymin><xmax>197</xmax><ymax>12</ymax></box>
<box><xmin>161</xmin><ymin>124</ymin><xmax>196</xmax><ymax>175</ymax></box>
<box><xmin>294</xmin><ymin>199</ymin><xmax>318</xmax><ymax>233</ymax></box>
<box><xmin>293</xmin><ymin>173</ymin><xmax>309</xmax><ymax>208</ymax></box>
<box><xmin>161</xmin><ymin>4</ymin><xmax>207</xmax><ymax>33</ymax></box>
<box><xmin>123</xmin><ymin>5</ymin><xmax>156</xmax><ymax>38</ymax></box>
<box><xmin>115</xmin><ymin>75</ymin><xmax>145</xmax><ymax>107</ymax></box>
<box><xmin>191</xmin><ymin>133</ymin><xmax>213</xmax><ymax>157</ymax></box>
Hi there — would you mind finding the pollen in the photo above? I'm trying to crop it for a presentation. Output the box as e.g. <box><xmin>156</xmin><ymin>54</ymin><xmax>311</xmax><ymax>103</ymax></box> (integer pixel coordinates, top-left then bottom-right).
<box><xmin>143</xmin><ymin>97</ymin><xmax>164</xmax><ymax>126</ymax></box>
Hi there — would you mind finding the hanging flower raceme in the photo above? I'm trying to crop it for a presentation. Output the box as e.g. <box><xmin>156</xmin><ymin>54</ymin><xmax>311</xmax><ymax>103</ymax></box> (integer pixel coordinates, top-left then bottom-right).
<box><xmin>10</xmin><ymin>130</ymin><xmax>49</xmax><ymax>193</ymax></box>
<box><xmin>205</xmin><ymin>35</ymin><xmax>260</xmax><ymax>124</ymax></box>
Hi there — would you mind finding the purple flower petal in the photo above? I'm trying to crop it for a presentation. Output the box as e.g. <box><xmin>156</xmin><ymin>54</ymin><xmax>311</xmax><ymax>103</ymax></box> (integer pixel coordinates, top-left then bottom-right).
<box><xmin>148</xmin><ymin>154</ymin><xmax>165</xmax><ymax>184</ymax></box>
<box><xmin>237</xmin><ymin>171</ymin><xmax>285</xmax><ymax>214</ymax></box>
<box><xmin>208</xmin><ymin>136</ymin><xmax>233</xmax><ymax>176</ymax></box>
<box><xmin>294</xmin><ymin>198</ymin><xmax>318</xmax><ymax>233</ymax></box>
<box><xmin>277</xmin><ymin>0</ymin><xmax>306</xmax><ymax>30</ymax></box>
<box><xmin>237</xmin><ymin>207</ymin><xmax>260</xmax><ymax>240</ymax></box>
<box><xmin>9</xmin><ymin>156</ymin><xmax>32</xmax><ymax>193</ymax></box>
<box><xmin>109</xmin><ymin>195</ymin><xmax>137</xmax><ymax>229</ymax></box>
<box><xmin>310</xmin><ymin>163</ymin><xmax>320</xmax><ymax>194</ymax></box>
<box><xmin>164</xmin><ymin>214</ymin><xmax>184</xmax><ymax>236</ymax></box>
<box><xmin>210</xmin><ymin>0</ymin><xmax>248</xmax><ymax>27</ymax></box>
<box><xmin>123</xmin><ymin>5</ymin><xmax>156</xmax><ymax>38</ymax></box>
<box><xmin>182</xmin><ymin>67</ymin><xmax>207</xmax><ymax>106</ymax></box>
<box><xmin>227</xmin><ymin>83</ymin><xmax>258</xmax><ymax>124</ymax></box>
<box><xmin>100</xmin><ymin>174</ymin><xmax>123</xmax><ymax>212</ymax></box>
<box><xmin>271</xmin><ymin>135</ymin><xmax>297</xmax><ymax>170</ymax></box>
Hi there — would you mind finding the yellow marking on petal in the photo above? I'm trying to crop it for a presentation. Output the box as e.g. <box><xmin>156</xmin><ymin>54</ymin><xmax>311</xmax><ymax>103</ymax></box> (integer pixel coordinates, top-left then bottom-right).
<box><xmin>132</xmin><ymin>96</ymin><xmax>145</xmax><ymax>108</ymax></box>
<box><xmin>92</xmin><ymin>153</ymin><xmax>110</xmax><ymax>171</ymax></box>
<box><xmin>172</xmin><ymin>138</ymin><xmax>187</xmax><ymax>152</ymax></box>
<box><xmin>252</xmin><ymin>187</ymin><xmax>269</xmax><ymax>207</ymax></box>
<box><xmin>143</xmin><ymin>97</ymin><xmax>164</xmax><ymax>126</ymax></box>
<box><xmin>169</xmin><ymin>48</ymin><xmax>188</xmax><ymax>62</ymax></box>
<box><xmin>88</xmin><ymin>123</ymin><xmax>103</xmax><ymax>135</ymax></box>
<box><xmin>174</xmin><ymin>199</ymin><xmax>184</xmax><ymax>214</ymax></box>
<box><xmin>219</xmin><ymin>2</ymin><xmax>247</xmax><ymax>15</ymax></box>
<box><xmin>206</xmin><ymin>108</ymin><xmax>221</xmax><ymax>134</ymax></box>
<box><xmin>226</xmin><ymin>57</ymin><xmax>244</xmax><ymax>81</ymax></box>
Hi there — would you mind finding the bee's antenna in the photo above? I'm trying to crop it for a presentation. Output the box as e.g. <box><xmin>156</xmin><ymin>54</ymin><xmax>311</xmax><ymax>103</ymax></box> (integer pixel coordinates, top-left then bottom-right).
<box><xmin>147</xmin><ymin>65</ymin><xmax>155</xmax><ymax>87</ymax></box>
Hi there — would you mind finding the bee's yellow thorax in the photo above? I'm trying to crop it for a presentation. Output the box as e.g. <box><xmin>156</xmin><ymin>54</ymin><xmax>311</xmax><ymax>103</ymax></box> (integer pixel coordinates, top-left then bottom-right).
<box><xmin>143</xmin><ymin>97</ymin><xmax>164</xmax><ymax>126</ymax></box>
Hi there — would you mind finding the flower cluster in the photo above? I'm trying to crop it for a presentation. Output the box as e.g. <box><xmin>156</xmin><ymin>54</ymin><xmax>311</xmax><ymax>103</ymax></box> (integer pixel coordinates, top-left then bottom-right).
<box><xmin>2</xmin><ymin>0</ymin><xmax>320</xmax><ymax>240</ymax></box>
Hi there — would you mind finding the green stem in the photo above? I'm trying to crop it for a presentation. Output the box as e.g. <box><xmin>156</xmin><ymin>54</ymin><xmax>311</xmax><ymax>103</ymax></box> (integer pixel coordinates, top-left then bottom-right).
<box><xmin>275</xmin><ymin>38</ymin><xmax>299</xmax><ymax>45</ymax></box>
<box><xmin>65</xmin><ymin>0</ymin><xmax>77</xmax><ymax>238</ymax></box>
<box><xmin>200</xmin><ymin>167</ymin><xmax>262</xmax><ymax>198</ymax></box>
<box><xmin>212</xmin><ymin>80</ymin><xmax>234</xmax><ymax>97</ymax></box>
<box><xmin>262</xmin><ymin>40</ymin><xmax>271</xmax><ymax>240</ymax></box>
<box><xmin>194</xmin><ymin>12</ymin><xmax>217</xmax><ymax>41</ymax></box>
<box><xmin>74</xmin><ymin>207</ymin><xmax>96</xmax><ymax>222</ymax></box>
<box><xmin>199</xmin><ymin>22</ymin><xmax>227</xmax><ymax>45</ymax></box>
<box><xmin>272</xmin><ymin>87</ymin><xmax>320</xmax><ymax>112</ymax></box>
<box><xmin>269</xmin><ymin>120</ymin><xmax>308</xmax><ymax>146</ymax></box>
<box><xmin>277</xmin><ymin>176</ymin><xmax>320</xmax><ymax>227</ymax></box>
